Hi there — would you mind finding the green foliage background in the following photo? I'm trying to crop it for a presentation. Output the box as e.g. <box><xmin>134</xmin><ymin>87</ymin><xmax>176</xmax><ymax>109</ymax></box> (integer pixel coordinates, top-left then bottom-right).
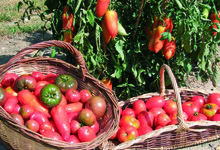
<box><xmin>18</xmin><ymin>0</ymin><xmax>220</xmax><ymax>100</ymax></box>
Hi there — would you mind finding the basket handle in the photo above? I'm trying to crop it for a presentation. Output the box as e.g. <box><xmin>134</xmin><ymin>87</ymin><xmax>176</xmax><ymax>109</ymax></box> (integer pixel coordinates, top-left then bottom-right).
<box><xmin>0</xmin><ymin>40</ymin><xmax>89</xmax><ymax>81</ymax></box>
<box><xmin>160</xmin><ymin>64</ymin><xmax>189</xmax><ymax>132</ymax></box>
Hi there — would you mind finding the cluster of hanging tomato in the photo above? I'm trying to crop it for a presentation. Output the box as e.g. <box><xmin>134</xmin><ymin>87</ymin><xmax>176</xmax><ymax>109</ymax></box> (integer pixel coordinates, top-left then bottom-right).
<box><xmin>62</xmin><ymin>6</ymin><xmax>74</xmax><ymax>43</ymax></box>
<box><xmin>148</xmin><ymin>15</ymin><xmax>176</xmax><ymax>60</ymax></box>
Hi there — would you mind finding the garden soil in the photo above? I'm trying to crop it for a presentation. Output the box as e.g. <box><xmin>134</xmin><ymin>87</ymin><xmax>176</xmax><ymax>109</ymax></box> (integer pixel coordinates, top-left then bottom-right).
<box><xmin>0</xmin><ymin>31</ymin><xmax>220</xmax><ymax>150</ymax></box>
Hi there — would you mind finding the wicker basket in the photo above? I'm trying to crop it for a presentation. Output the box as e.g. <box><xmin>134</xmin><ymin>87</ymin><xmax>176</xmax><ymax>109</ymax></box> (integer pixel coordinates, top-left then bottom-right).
<box><xmin>100</xmin><ymin>64</ymin><xmax>220</xmax><ymax>150</ymax></box>
<box><xmin>0</xmin><ymin>40</ymin><xmax>120</xmax><ymax>150</ymax></box>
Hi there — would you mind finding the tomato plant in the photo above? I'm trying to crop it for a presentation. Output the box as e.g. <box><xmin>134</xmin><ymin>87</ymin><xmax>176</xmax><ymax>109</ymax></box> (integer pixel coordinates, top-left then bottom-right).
<box><xmin>17</xmin><ymin>0</ymin><xmax>220</xmax><ymax>100</ymax></box>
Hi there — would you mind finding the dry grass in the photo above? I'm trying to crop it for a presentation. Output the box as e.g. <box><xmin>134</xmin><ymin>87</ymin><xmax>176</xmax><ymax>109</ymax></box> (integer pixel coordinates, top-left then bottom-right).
<box><xmin>0</xmin><ymin>0</ymin><xmax>46</xmax><ymax>38</ymax></box>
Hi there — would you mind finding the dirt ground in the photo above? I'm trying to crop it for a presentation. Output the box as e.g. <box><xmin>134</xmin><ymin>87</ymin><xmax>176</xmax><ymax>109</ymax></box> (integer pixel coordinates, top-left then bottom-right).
<box><xmin>0</xmin><ymin>32</ymin><xmax>220</xmax><ymax>150</ymax></box>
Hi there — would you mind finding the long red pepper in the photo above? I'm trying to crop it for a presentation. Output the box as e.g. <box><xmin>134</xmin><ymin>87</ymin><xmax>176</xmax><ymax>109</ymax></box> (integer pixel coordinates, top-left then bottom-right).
<box><xmin>51</xmin><ymin>105</ymin><xmax>70</xmax><ymax>141</ymax></box>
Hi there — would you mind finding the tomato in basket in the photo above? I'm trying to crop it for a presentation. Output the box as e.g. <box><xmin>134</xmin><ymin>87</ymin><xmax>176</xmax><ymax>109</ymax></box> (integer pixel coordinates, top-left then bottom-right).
<box><xmin>54</xmin><ymin>74</ymin><xmax>78</xmax><ymax>93</ymax></box>
<box><xmin>40</xmin><ymin>84</ymin><xmax>62</xmax><ymax>108</ymax></box>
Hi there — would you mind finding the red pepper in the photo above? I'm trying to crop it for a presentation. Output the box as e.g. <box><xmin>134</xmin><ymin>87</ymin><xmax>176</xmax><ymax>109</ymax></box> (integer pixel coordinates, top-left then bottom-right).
<box><xmin>163</xmin><ymin>36</ymin><xmax>176</xmax><ymax>60</ymax></box>
<box><xmin>148</xmin><ymin>28</ymin><xmax>157</xmax><ymax>52</ymax></box>
<box><xmin>101</xmin><ymin>20</ymin><xmax>111</xmax><ymax>43</ymax></box>
<box><xmin>63</xmin><ymin>7</ymin><xmax>68</xmax><ymax>30</ymax></box>
<box><xmin>153</xmin><ymin>16</ymin><xmax>159</xmax><ymax>29</ymax></box>
<box><xmin>154</xmin><ymin>26</ymin><xmax>166</xmax><ymax>53</ymax></box>
<box><xmin>162</xmin><ymin>16</ymin><xmax>173</xmax><ymax>33</ymax></box>
<box><xmin>63</xmin><ymin>6</ymin><xmax>74</xmax><ymax>32</ymax></box>
<box><xmin>51</xmin><ymin>105</ymin><xmax>70</xmax><ymax>141</ymax></box>
<box><xmin>17</xmin><ymin>90</ymin><xmax>50</xmax><ymax>117</ymax></box>
<box><xmin>210</xmin><ymin>12</ymin><xmax>220</xmax><ymax>37</ymax></box>
<box><xmin>63</xmin><ymin>30</ymin><xmax>72</xmax><ymax>43</ymax></box>
<box><xmin>101</xmin><ymin>78</ymin><xmax>112</xmax><ymax>90</ymax></box>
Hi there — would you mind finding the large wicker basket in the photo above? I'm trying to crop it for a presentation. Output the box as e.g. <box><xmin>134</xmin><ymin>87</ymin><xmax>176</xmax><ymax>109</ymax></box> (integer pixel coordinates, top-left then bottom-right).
<box><xmin>0</xmin><ymin>40</ymin><xmax>120</xmax><ymax>150</ymax></box>
<box><xmin>100</xmin><ymin>64</ymin><xmax>220</xmax><ymax>150</ymax></box>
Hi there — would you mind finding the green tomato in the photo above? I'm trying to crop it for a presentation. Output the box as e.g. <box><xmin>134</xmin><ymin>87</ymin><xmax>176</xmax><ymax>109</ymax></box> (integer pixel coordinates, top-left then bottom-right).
<box><xmin>54</xmin><ymin>74</ymin><xmax>78</xmax><ymax>93</ymax></box>
<box><xmin>40</xmin><ymin>84</ymin><xmax>62</xmax><ymax>108</ymax></box>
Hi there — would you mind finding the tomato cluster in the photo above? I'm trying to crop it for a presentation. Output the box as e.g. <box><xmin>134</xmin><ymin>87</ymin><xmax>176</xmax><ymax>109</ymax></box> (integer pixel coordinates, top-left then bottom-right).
<box><xmin>0</xmin><ymin>72</ymin><xmax>107</xmax><ymax>143</ymax></box>
<box><xmin>111</xmin><ymin>93</ymin><xmax>220</xmax><ymax>143</ymax></box>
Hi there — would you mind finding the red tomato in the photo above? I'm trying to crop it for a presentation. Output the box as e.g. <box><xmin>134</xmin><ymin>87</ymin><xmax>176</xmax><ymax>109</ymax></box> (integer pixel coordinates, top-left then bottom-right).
<box><xmin>117</xmin><ymin>125</ymin><xmax>139</xmax><ymax>143</ymax></box>
<box><xmin>41</xmin><ymin>129</ymin><xmax>63</xmax><ymax>141</ymax></box>
<box><xmin>78</xmin><ymin>126</ymin><xmax>96</xmax><ymax>142</ymax></box>
<box><xmin>70</xmin><ymin>120</ymin><xmax>81</xmax><ymax>135</ymax></box>
<box><xmin>35</xmin><ymin>81</ymin><xmax>49</xmax><ymax>89</ymax></box>
<box><xmin>154</xmin><ymin>113</ymin><xmax>171</xmax><ymax>127</ymax></box>
<box><xmin>163</xmin><ymin>99</ymin><xmax>177</xmax><ymax>115</ymax></box>
<box><xmin>146</xmin><ymin>96</ymin><xmax>165</xmax><ymax>110</ymax></box>
<box><xmin>3</xmin><ymin>96</ymin><xmax>19</xmax><ymax>114</ymax></box>
<box><xmin>65</xmin><ymin>135</ymin><xmax>81</xmax><ymax>144</ymax></box>
<box><xmin>65</xmin><ymin>89</ymin><xmax>81</xmax><ymax>103</ymax></box>
<box><xmin>25</xmin><ymin>119</ymin><xmax>40</xmax><ymax>132</ymax></box>
<box><xmin>119</xmin><ymin>115</ymin><xmax>140</xmax><ymax>129</ymax></box>
<box><xmin>77</xmin><ymin>108</ymin><xmax>96</xmax><ymax>126</ymax></box>
<box><xmin>181</xmin><ymin>101</ymin><xmax>200</xmax><ymax>117</ymax></box>
<box><xmin>1</xmin><ymin>73</ymin><xmax>18</xmax><ymax>87</ymax></box>
<box><xmin>44</xmin><ymin>73</ymin><xmax>57</xmax><ymax>84</ymax></box>
<box><xmin>121</xmin><ymin>108</ymin><xmax>135</xmax><ymax>118</ymax></box>
<box><xmin>169</xmin><ymin>111</ymin><xmax>188</xmax><ymax>122</ymax></box>
<box><xmin>31</xmin><ymin>71</ymin><xmax>44</xmax><ymax>82</ymax></box>
<box><xmin>19</xmin><ymin>105</ymin><xmax>34</xmax><ymax>120</ymax></box>
<box><xmin>132</xmin><ymin>100</ymin><xmax>147</xmax><ymax>117</ymax></box>
<box><xmin>137</xmin><ymin>111</ymin><xmax>154</xmax><ymax>127</ymax></box>
<box><xmin>201</xmin><ymin>103</ymin><xmax>219</xmax><ymax>119</ymax></box>
<box><xmin>109</xmin><ymin>127</ymin><xmax>120</xmax><ymax>140</ymax></box>
<box><xmin>137</xmin><ymin>124</ymin><xmax>153</xmax><ymax>136</ymax></box>
<box><xmin>34</xmin><ymin>86</ymin><xmax>44</xmax><ymax>98</ymax></box>
<box><xmin>39</xmin><ymin>122</ymin><xmax>54</xmax><ymax>133</ymax></box>
<box><xmin>5</xmin><ymin>86</ymin><xmax>18</xmax><ymax>99</ymax></box>
<box><xmin>190</xmin><ymin>95</ymin><xmax>205</xmax><ymax>109</ymax></box>
<box><xmin>90</xmin><ymin>120</ymin><xmax>99</xmax><ymax>134</ymax></box>
<box><xmin>10</xmin><ymin>113</ymin><xmax>24</xmax><ymax>125</ymax></box>
<box><xmin>188</xmin><ymin>112</ymin><xmax>208</xmax><ymax>121</ymax></box>
<box><xmin>149</xmin><ymin>107</ymin><xmax>165</xmax><ymax>118</ymax></box>
<box><xmin>14</xmin><ymin>75</ymin><xmax>37</xmax><ymax>92</ymax></box>
<box><xmin>210</xmin><ymin>114</ymin><xmax>220</xmax><ymax>121</ymax></box>
<box><xmin>207</xmin><ymin>93</ymin><xmax>220</xmax><ymax>108</ymax></box>
<box><xmin>79</xmin><ymin>89</ymin><xmax>92</xmax><ymax>103</ymax></box>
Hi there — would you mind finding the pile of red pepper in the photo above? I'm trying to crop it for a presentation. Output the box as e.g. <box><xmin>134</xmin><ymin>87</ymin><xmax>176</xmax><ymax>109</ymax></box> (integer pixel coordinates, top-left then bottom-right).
<box><xmin>148</xmin><ymin>15</ymin><xmax>176</xmax><ymax>60</ymax></box>
<box><xmin>63</xmin><ymin>6</ymin><xmax>74</xmax><ymax>43</ymax></box>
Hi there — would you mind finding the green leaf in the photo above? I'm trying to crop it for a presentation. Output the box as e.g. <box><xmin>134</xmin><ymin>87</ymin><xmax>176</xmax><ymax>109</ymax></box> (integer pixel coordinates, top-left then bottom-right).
<box><xmin>75</xmin><ymin>0</ymin><xmax>82</xmax><ymax>14</ymax></box>
<box><xmin>50</xmin><ymin>49</ymin><xmax>56</xmax><ymax>58</ymax></box>
<box><xmin>211</xmin><ymin>64</ymin><xmax>220</xmax><ymax>87</ymax></box>
<box><xmin>137</xmin><ymin>68</ymin><xmax>146</xmax><ymax>84</ymax></box>
<box><xmin>184</xmin><ymin>60</ymin><xmax>192</xmax><ymax>74</ymax></box>
<box><xmin>115</xmin><ymin>40</ymin><xmax>125</xmax><ymax>61</ymax></box>
<box><xmin>115</xmin><ymin>68</ymin><xmax>122</xmax><ymax>79</ymax></box>
<box><xmin>86</xmin><ymin>9</ymin><xmax>94</xmax><ymax>27</ymax></box>
<box><xmin>90</xmin><ymin>56</ymin><xmax>96</xmax><ymax>66</ymax></box>
<box><xmin>74</xmin><ymin>33</ymin><xmax>83</xmax><ymax>43</ymax></box>
<box><xmin>18</xmin><ymin>1</ymin><xmax>23</xmax><ymax>11</ymax></box>
<box><xmin>132</xmin><ymin>63</ymin><xmax>137</xmax><ymax>77</ymax></box>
